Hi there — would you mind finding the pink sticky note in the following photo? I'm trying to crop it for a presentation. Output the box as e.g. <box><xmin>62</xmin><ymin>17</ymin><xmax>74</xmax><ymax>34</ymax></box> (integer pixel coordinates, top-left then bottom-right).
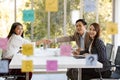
<box><xmin>46</xmin><ymin>60</ymin><xmax>58</xmax><ymax>72</ymax></box>
<box><xmin>0</xmin><ymin>38</ymin><xmax>8</xmax><ymax>50</ymax></box>
<box><xmin>60</xmin><ymin>44</ymin><xmax>71</xmax><ymax>56</ymax></box>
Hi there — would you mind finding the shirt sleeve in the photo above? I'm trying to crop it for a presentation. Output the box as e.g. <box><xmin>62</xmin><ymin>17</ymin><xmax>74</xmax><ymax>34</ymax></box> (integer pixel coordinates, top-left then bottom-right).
<box><xmin>2</xmin><ymin>34</ymin><xmax>31</xmax><ymax>59</ymax></box>
<box><xmin>95</xmin><ymin>39</ymin><xmax>107</xmax><ymax>62</ymax></box>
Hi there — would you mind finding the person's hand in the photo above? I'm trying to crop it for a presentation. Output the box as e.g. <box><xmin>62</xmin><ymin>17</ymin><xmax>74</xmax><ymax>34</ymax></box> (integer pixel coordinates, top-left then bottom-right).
<box><xmin>36</xmin><ymin>39</ymin><xmax>55</xmax><ymax>46</ymax></box>
<box><xmin>42</xmin><ymin>39</ymin><xmax>51</xmax><ymax>45</ymax></box>
<box><xmin>72</xmin><ymin>51</ymin><xmax>79</xmax><ymax>56</ymax></box>
<box><xmin>72</xmin><ymin>48</ymin><xmax>80</xmax><ymax>56</ymax></box>
<box><xmin>44</xmin><ymin>39</ymin><xmax>56</xmax><ymax>44</ymax></box>
<box><xmin>76</xmin><ymin>48</ymin><xmax>81</xmax><ymax>52</ymax></box>
<box><xmin>35</xmin><ymin>39</ymin><xmax>50</xmax><ymax>45</ymax></box>
<box><xmin>83</xmin><ymin>53</ymin><xmax>89</xmax><ymax>57</ymax></box>
<box><xmin>47</xmin><ymin>39</ymin><xmax>53</xmax><ymax>44</ymax></box>
<box><xmin>36</xmin><ymin>40</ymin><xmax>41</xmax><ymax>46</ymax></box>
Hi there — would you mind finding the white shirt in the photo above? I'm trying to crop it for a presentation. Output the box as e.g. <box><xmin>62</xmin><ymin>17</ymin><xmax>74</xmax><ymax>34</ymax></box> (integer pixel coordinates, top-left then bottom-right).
<box><xmin>2</xmin><ymin>34</ymin><xmax>30</xmax><ymax>59</ymax></box>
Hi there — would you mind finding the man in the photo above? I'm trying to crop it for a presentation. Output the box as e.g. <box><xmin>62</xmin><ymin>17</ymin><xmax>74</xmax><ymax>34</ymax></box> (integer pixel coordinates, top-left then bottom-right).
<box><xmin>52</xmin><ymin>19</ymin><xmax>90</xmax><ymax>50</ymax></box>
<box><xmin>48</xmin><ymin>19</ymin><xmax>91</xmax><ymax>80</ymax></box>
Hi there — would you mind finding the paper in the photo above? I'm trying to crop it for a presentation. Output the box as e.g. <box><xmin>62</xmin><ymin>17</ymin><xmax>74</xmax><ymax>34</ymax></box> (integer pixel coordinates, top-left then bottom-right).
<box><xmin>45</xmin><ymin>0</ymin><xmax>58</xmax><ymax>12</ymax></box>
<box><xmin>21</xmin><ymin>60</ymin><xmax>33</xmax><ymax>72</ymax></box>
<box><xmin>0</xmin><ymin>38</ymin><xmax>8</xmax><ymax>50</ymax></box>
<box><xmin>84</xmin><ymin>0</ymin><xmax>96</xmax><ymax>12</ymax></box>
<box><xmin>0</xmin><ymin>49</ymin><xmax>2</xmax><ymax>60</ymax></box>
<box><xmin>22</xmin><ymin>43</ymin><xmax>34</xmax><ymax>56</ymax></box>
<box><xmin>23</xmin><ymin>10</ymin><xmax>34</xmax><ymax>22</ymax></box>
<box><xmin>86</xmin><ymin>54</ymin><xmax>97</xmax><ymax>66</ymax></box>
<box><xmin>46</xmin><ymin>60</ymin><xmax>58</xmax><ymax>72</ymax></box>
<box><xmin>0</xmin><ymin>60</ymin><xmax>9</xmax><ymax>73</ymax></box>
<box><xmin>106</xmin><ymin>22</ymin><xmax>118</xmax><ymax>34</ymax></box>
<box><xmin>60</xmin><ymin>44</ymin><xmax>71</xmax><ymax>56</ymax></box>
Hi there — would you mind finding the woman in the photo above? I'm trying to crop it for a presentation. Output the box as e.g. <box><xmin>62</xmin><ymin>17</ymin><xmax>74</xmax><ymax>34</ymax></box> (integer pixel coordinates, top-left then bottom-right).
<box><xmin>73</xmin><ymin>23</ymin><xmax>111</xmax><ymax>80</ymax></box>
<box><xmin>2</xmin><ymin>22</ymin><xmax>44</xmax><ymax>59</ymax></box>
<box><xmin>2</xmin><ymin>22</ymin><xmax>45</xmax><ymax>80</ymax></box>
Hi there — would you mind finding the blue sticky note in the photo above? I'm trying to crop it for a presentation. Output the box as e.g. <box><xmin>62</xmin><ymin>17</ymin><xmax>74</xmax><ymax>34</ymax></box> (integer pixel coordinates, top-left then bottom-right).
<box><xmin>84</xmin><ymin>0</ymin><xmax>96</xmax><ymax>12</ymax></box>
<box><xmin>0</xmin><ymin>60</ymin><xmax>9</xmax><ymax>73</ymax></box>
<box><xmin>23</xmin><ymin>10</ymin><xmax>34</xmax><ymax>22</ymax></box>
<box><xmin>86</xmin><ymin>54</ymin><xmax>97</xmax><ymax>66</ymax></box>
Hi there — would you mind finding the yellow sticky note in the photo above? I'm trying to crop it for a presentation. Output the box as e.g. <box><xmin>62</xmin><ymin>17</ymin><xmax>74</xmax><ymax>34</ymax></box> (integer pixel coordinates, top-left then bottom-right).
<box><xmin>21</xmin><ymin>60</ymin><xmax>33</xmax><ymax>72</ymax></box>
<box><xmin>106</xmin><ymin>22</ymin><xmax>118</xmax><ymax>34</ymax></box>
<box><xmin>45</xmin><ymin>0</ymin><xmax>58</xmax><ymax>12</ymax></box>
<box><xmin>22</xmin><ymin>43</ymin><xmax>33</xmax><ymax>56</ymax></box>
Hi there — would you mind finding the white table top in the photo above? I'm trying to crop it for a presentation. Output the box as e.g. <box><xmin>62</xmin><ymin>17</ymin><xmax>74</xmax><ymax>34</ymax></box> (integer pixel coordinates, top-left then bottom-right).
<box><xmin>9</xmin><ymin>48</ymin><xmax>102</xmax><ymax>70</ymax></box>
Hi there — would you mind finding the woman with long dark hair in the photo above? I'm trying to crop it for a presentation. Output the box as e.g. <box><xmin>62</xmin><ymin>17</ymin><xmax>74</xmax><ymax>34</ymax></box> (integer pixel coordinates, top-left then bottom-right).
<box><xmin>72</xmin><ymin>23</ymin><xmax>111</xmax><ymax>80</ymax></box>
<box><xmin>2</xmin><ymin>22</ymin><xmax>45</xmax><ymax>80</ymax></box>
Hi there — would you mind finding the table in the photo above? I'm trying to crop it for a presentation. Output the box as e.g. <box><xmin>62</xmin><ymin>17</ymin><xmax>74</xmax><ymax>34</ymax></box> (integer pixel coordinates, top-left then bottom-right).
<box><xmin>9</xmin><ymin>48</ymin><xmax>103</xmax><ymax>80</ymax></box>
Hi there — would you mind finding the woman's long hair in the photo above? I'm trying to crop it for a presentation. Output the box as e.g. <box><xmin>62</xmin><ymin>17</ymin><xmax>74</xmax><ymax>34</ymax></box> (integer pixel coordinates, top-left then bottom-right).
<box><xmin>90</xmin><ymin>23</ymin><xmax>100</xmax><ymax>47</ymax></box>
<box><xmin>7</xmin><ymin>22</ymin><xmax>24</xmax><ymax>39</ymax></box>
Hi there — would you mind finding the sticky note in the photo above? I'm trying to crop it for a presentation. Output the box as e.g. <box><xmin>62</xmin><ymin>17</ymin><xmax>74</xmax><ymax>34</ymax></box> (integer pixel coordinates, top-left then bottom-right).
<box><xmin>84</xmin><ymin>0</ymin><xmax>96</xmax><ymax>12</ymax></box>
<box><xmin>86</xmin><ymin>54</ymin><xmax>97</xmax><ymax>66</ymax></box>
<box><xmin>0</xmin><ymin>49</ymin><xmax>2</xmax><ymax>60</ymax></box>
<box><xmin>22</xmin><ymin>43</ymin><xmax>34</xmax><ymax>56</ymax></box>
<box><xmin>0</xmin><ymin>60</ymin><xmax>9</xmax><ymax>73</ymax></box>
<box><xmin>46</xmin><ymin>60</ymin><xmax>58</xmax><ymax>72</ymax></box>
<box><xmin>45</xmin><ymin>0</ymin><xmax>58</xmax><ymax>12</ymax></box>
<box><xmin>21</xmin><ymin>60</ymin><xmax>33</xmax><ymax>72</ymax></box>
<box><xmin>0</xmin><ymin>38</ymin><xmax>8</xmax><ymax>50</ymax></box>
<box><xmin>106</xmin><ymin>22</ymin><xmax>118</xmax><ymax>34</ymax></box>
<box><xmin>60</xmin><ymin>44</ymin><xmax>71</xmax><ymax>56</ymax></box>
<box><xmin>23</xmin><ymin>10</ymin><xmax>34</xmax><ymax>22</ymax></box>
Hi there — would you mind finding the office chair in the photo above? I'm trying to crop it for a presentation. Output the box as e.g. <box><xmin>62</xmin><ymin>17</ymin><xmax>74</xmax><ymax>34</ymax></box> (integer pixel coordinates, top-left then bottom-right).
<box><xmin>113</xmin><ymin>46</ymin><xmax>120</xmax><ymax>68</ymax></box>
<box><xmin>0</xmin><ymin>59</ymin><xmax>26</xmax><ymax>80</ymax></box>
<box><xmin>91</xmin><ymin>46</ymin><xmax>120</xmax><ymax>80</ymax></box>
<box><xmin>106</xmin><ymin>43</ymin><xmax>114</xmax><ymax>61</ymax></box>
<box><xmin>110</xmin><ymin>46</ymin><xmax>120</xmax><ymax>79</ymax></box>
<box><xmin>106</xmin><ymin>43</ymin><xmax>114</xmax><ymax>72</ymax></box>
<box><xmin>0</xmin><ymin>59</ymin><xmax>16</xmax><ymax>80</ymax></box>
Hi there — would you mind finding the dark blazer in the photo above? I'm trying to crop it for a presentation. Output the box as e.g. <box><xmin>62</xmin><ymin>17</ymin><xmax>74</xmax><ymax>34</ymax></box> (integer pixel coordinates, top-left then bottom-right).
<box><xmin>56</xmin><ymin>31</ymin><xmax>91</xmax><ymax>49</ymax></box>
<box><xmin>81</xmin><ymin>38</ymin><xmax>111</xmax><ymax>72</ymax></box>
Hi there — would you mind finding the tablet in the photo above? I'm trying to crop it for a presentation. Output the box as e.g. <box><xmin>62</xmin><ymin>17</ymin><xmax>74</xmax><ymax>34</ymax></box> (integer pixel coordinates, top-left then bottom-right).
<box><xmin>73</xmin><ymin>55</ymin><xmax>85</xmax><ymax>59</ymax></box>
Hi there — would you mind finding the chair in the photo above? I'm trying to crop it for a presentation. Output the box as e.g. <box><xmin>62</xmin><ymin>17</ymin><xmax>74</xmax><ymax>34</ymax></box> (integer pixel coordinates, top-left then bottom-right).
<box><xmin>113</xmin><ymin>46</ymin><xmax>120</xmax><ymax>68</ymax></box>
<box><xmin>67</xmin><ymin>44</ymin><xmax>114</xmax><ymax>80</ymax></box>
<box><xmin>110</xmin><ymin>46</ymin><xmax>120</xmax><ymax>79</ymax></box>
<box><xmin>0</xmin><ymin>59</ymin><xmax>16</xmax><ymax>80</ymax></box>
<box><xmin>91</xmin><ymin>46</ymin><xmax>120</xmax><ymax>80</ymax></box>
<box><xmin>106</xmin><ymin>43</ymin><xmax>114</xmax><ymax>61</ymax></box>
<box><xmin>0</xmin><ymin>59</ymin><xmax>26</xmax><ymax>80</ymax></box>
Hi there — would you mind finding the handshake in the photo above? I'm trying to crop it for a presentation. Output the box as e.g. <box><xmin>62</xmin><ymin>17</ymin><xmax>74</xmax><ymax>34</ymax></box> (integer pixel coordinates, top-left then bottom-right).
<box><xmin>35</xmin><ymin>39</ymin><xmax>55</xmax><ymax>46</ymax></box>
